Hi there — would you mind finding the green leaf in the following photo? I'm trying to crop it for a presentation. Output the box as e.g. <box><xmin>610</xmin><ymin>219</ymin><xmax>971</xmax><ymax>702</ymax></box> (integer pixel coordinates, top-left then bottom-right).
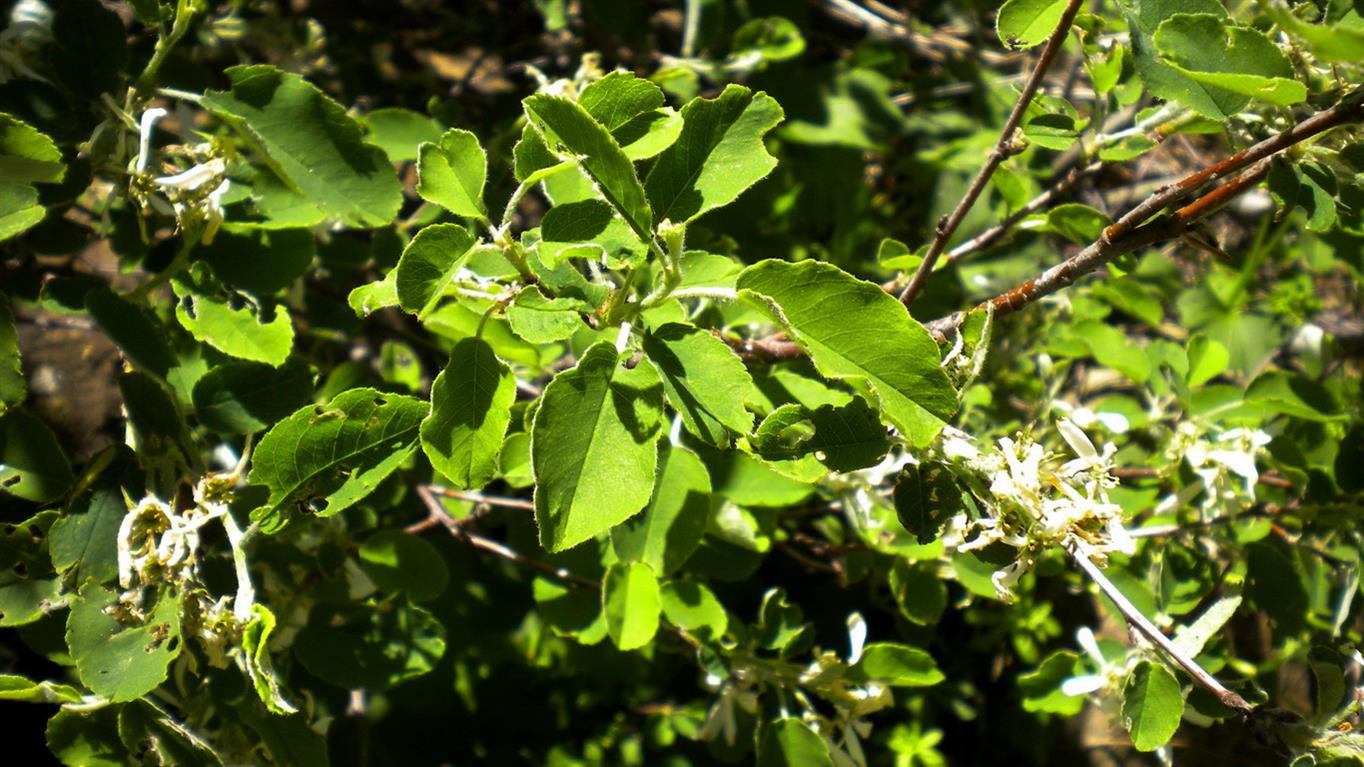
<box><xmin>248</xmin><ymin>388</ymin><xmax>427</xmax><ymax>532</ymax></box>
<box><xmin>358</xmin><ymin>531</ymin><xmax>450</xmax><ymax>602</ymax></box>
<box><xmin>752</xmin><ymin>398</ymin><xmax>890</xmax><ymax>472</ymax></box>
<box><xmin>67</xmin><ymin>583</ymin><xmax>183</xmax><ymax>702</ymax></box>
<box><xmin>0</xmin><ymin>181</ymin><xmax>44</xmax><ymax>242</ymax></box>
<box><xmin>0</xmin><ymin>511</ymin><xmax>59</xmax><ymax>626</ymax></box>
<box><xmin>1263</xmin><ymin>1</ymin><xmax>1364</xmax><ymax>63</ymax></box>
<box><xmin>117</xmin><ymin>699</ymin><xmax>223</xmax><ymax>767</ymax></box>
<box><xmin>395</xmin><ymin>223</ymin><xmax>477</xmax><ymax>319</ymax></box>
<box><xmin>730</xmin><ymin>16</ymin><xmax>806</xmax><ymax>63</ymax></box>
<box><xmin>611</xmin><ymin>445</ymin><xmax>712</xmax><ymax>574</ymax></box>
<box><xmin>364</xmin><ymin>107</ymin><xmax>444</xmax><ymax>163</ymax></box>
<box><xmin>293</xmin><ymin>599</ymin><xmax>446</xmax><ymax>690</ymax></box>
<box><xmin>0</xmin><ymin>113</ymin><xmax>65</xmax><ymax>183</ymax></box>
<box><xmin>192</xmin><ymin>357</ymin><xmax>315</xmax><ymax>435</ymax></box>
<box><xmin>173</xmin><ymin>268</ymin><xmax>294</xmax><ymax>366</ymax></box>
<box><xmin>579</xmin><ymin>71</ymin><xmax>683</xmax><ymax>160</ymax></box>
<box><xmin>855</xmin><ymin>642</ymin><xmax>945</xmax><ymax>687</ymax></box>
<box><xmin>240</xmin><ymin>605</ymin><xmax>296</xmax><ymax>715</ymax></box>
<box><xmin>0</xmin><ymin>409</ymin><xmax>73</xmax><ymax>503</ymax></box>
<box><xmin>1124</xmin><ymin>0</ymin><xmax>1249</xmax><ymax>120</ymax></box>
<box><xmin>523</xmin><ymin>94</ymin><xmax>654</xmax><ymax>241</ymax></box>
<box><xmin>539</xmin><ymin>199</ymin><xmax>647</xmax><ymax>268</ymax></box>
<box><xmin>1022</xmin><ymin>112</ymin><xmax>1079</xmax><ymax>151</ymax></box>
<box><xmin>197</xmin><ymin>227</ymin><xmax>316</xmax><ymax>295</ymax></box>
<box><xmin>1269</xmin><ymin>159</ymin><xmax>1338</xmax><ymax>233</ymax></box>
<box><xmin>659</xmin><ymin>579</ymin><xmax>727</xmax><ymax>641</ymax></box>
<box><xmin>1186</xmin><ymin>334</ymin><xmax>1229</xmax><ymax>387</ymax></box>
<box><xmin>531</xmin><ymin>342</ymin><xmax>665</xmax><ymax>552</ymax></box>
<box><xmin>890</xmin><ymin>560</ymin><xmax>947</xmax><ymax>625</ymax></box>
<box><xmin>120</xmin><ymin>372</ymin><xmax>197</xmax><ymax>477</ymax></box>
<box><xmin>416</xmin><ymin>128</ymin><xmax>488</xmax><ymax>220</ymax></box>
<box><xmin>889</xmin><ymin>458</ymin><xmax>965</xmax><ymax>543</ymax></box>
<box><xmin>602</xmin><ymin>561</ymin><xmax>662</xmax><ymax>650</ymax></box>
<box><xmin>642</xmin><ymin>322</ymin><xmax>754</xmax><ymax>446</ymax></box>
<box><xmin>1073</xmin><ymin>320</ymin><xmax>1151</xmax><ymax>382</ymax></box>
<box><xmin>1245</xmin><ymin>370</ymin><xmax>1343</xmax><ymax>421</ymax></box>
<box><xmin>0</xmin><ymin>674</ymin><xmax>82</xmax><ymax>704</ymax></box>
<box><xmin>1154</xmin><ymin>14</ymin><xmax>1306</xmax><ymax>106</ymax></box>
<box><xmin>85</xmin><ymin>287</ymin><xmax>178</xmax><ymax>378</ymax></box>
<box><xmin>201</xmin><ymin>65</ymin><xmax>403</xmax><ymax>228</ymax></box>
<box><xmin>46</xmin><ymin>707</ymin><xmax>128</xmax><ymax>767</ymax></box>
<box><xmin>1045</xmin><ymin>203</ymin><xmax>1110</xmax><ymax>244</ymax></box>
<box><xmin>757</xmin><ymin>718</ymin><xmax>835</xmax><ymax>767</ymax></box>
<box><xmin>1121</xmin><ymin>661</ymin><xmax>1185</xmax><ymax>751</ymax></box>
<box><xmin>348</xmin><ymin>271</ymin><xmax>400</xmax><ymax>317</ymax></box>
<box><xmin>0</xmin><ymin>292</ymin><xmax>24</xmax><ymax>413</ymax></box>
<box><xmin>996</xmin><ymin>0</ymin><xmax>1067</xmax><ymax>49</ymax></box>
<box><xmin>736</xmin><ymin>259</ymin><xmax>957</xmax><ymax>445</ymax></box>
<box><xmin>421</xmin><ymin>337</ymin><xmax>515</xmax><ymax>489</ymax></box>
<box><xmin>534</xmin><ymin>576</ymin><xmax>608</xmax><ymax>644</ymax></box>
<box><xmin>1019</xmin><ymin>651</ymin><xmax>1087</xmax><ymax>715</ymax></box>
<box><xmin>505</xmin><ymin>287</ymin><xmax>588</xmax><ymax>343</ymax></box>
<box><xmin>49</xmin><ymin>448</ymin><xmax>139</xmax><ymax>586</ymax></box>
<box><xmin>1171</xmin><ymin>593</ymin><xmax>1242</xmax><ymax>659</ymax></box>
<box><xmin>644</xmin><ymin>84</ymin><xmax>784</xmax><ymax>224</ymax></box>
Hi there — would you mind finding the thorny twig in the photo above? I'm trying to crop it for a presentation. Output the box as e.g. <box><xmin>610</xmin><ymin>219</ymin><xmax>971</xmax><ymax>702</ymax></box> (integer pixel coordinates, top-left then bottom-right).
<box><xmin>897</xmin><ymin>0</ymin><xmax>1087</xmax><ymax>308</ymax></box>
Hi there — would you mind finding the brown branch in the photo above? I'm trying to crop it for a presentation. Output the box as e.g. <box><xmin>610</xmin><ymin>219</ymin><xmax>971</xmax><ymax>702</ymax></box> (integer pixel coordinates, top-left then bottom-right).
<box><xmin>925</xmin><ymin>159</ymin><xmax>1272</xmax><ymax>332</ymax></box>
<box><xmin>923</xmin><ymin>89</ymin><xmax>1364</xmax><ymax>336</ymax></box>
<box><xmin>897</xmin><ymin>0</ymin><xmax>1086</xmax><ymax>308</ymax></box>
<box><xmin>426</xmin><ymin>485</ymin><xmax>535</xmax><ymax>511</ymax></box>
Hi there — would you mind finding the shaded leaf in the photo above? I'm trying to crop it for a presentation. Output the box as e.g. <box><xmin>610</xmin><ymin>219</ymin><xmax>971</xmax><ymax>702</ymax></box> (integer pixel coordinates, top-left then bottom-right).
<box><xmin>421</xmin><ymin>337</ymin><xmax>515</xmax><ymax>489</ymax></box>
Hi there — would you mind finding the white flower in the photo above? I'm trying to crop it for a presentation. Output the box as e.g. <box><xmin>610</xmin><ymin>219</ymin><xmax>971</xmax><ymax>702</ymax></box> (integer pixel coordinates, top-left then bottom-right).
<box><xmin>151</xmin><ymin>157</ymin><xmax>230</xmax><ymax>243</ymax></box>
<box><xmin>847</xmin><ymin>612</ymin><xmax>867</xmax><ymax>664</ymax></box>
<box><xmin>1060</xmin><ymin>626</ymin><xmax>1114</xmax><ymax>696</ymax></box>
<box><xmin>135</xmin><ymin>108</ymin><xmax>168</xmax><ymax>173</ymax></box>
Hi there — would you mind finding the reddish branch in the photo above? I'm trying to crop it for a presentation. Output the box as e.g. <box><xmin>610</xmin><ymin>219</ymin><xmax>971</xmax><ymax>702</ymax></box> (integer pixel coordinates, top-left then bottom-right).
<box><xmin>924</xmin><ymin>89</ymin><xmax>1364</xmax><ymax>336</ymax></box>
<box><xmin>897</xmin><ymin>0</ymin><xmax>1086</xmax><ymax>307</ymax></box>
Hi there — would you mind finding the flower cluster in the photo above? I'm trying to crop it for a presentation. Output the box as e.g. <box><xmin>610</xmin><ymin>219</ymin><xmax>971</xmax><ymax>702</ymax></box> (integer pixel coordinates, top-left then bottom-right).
<box><xmin>1159</xmin><ymin>422</ymin><xmax>1271</xmax><ymax>516</ymax></box>
<box><xmin>943</xmin><ymin>419</ymin><xmax>1133</xmax><ymax>600</ymax></box>
<box><xmin>131</xmin><ymin>108</ymin><xmax>232</xmax><ymax>244</ymax></box>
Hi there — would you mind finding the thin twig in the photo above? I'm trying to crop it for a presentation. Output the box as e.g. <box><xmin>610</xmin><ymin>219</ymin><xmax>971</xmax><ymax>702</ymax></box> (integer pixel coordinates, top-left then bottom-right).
<box><xmin>898</xmin><ymin>0</ymin><xmax>1086</xmax><ymax>308</ymax></box>
<box><xmin>1066</xmin><ymin>539</ymin><xmax>1255</xmax><ymax>715</ymax></box>
<box><xmin>412</xmin><ymin>485</ymin><xmax>597</xmax><ymax>589</ymax></box>
<box><xmin>426</xmin><ymin>486</ymin><xmax>535</xmax><ymax>511</ymax></box>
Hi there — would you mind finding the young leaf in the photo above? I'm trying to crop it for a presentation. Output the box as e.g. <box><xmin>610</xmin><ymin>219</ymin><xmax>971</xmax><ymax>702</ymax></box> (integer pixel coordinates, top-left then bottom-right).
<box><xmin>201</xmin><ymin>65</ymin><xmax>403</xmax><ymax>228</ymax></box>
<box><xmin>757</xmin><ymin>718</ymin><xmax>835</xmax><ymax>767</ymax></box>
<box><xmin>416</xmin><ymin>128</ymin><xmax>489</xmax><ymax>220</ymax></box>
<box><xmin>578</xmin><ymin>71</ymin><xmax>682</xmax><ymax>160</ymax></box>
<box><xmin>248</xmin><ymin>388</ymin><xmax>428</xmax><ymax>532</ymax></box>
<box><xmin>1121</xmin><ymin>661</ymin><xmax>1185</xmax><ymax>751</ymax></box>
<box><xmin>641</xmin><ymin>322</ymin><xmax>754</xmax><ymax>446</ymax></box>
<box><xmin>421</xmin><ymin>337</ymin><xmax>516</xmax><ymax>489</ymax></box>
<box><xmin>611</xmin><ymin>444</ymin><xmax>712</xmax><ymax>574</ymax></box>
<box><xmin>531</xmin><ymin>342</ymin><xmax>664</xmax><ymax>552</ymax></box>
<box><xmin>395</xmin><ymin>223</ymin><xmax>477</xmax><ymax>319</ymax></box>
<box><xmin>66</xmin><ymin>583</ymin><xmax>183</xmax><ymax>702</ymax></box>
<box><xmin>644</xmin><ymin>84</ymin><xmax>784</xmax><ymax>224</ymax></box>
<box><xmin>996</xmin><ymin>0</ymin><xmax>1067</xmax><ymax>49</ymax></box>
<box><xmin>1263</xmin><ymin>0</ymin><xmax>1364</xmax><ymax>63</ymax></box>
<box><xmin>603</xmin><ymin>561</ymin><xmax>662</xmax><ymax>650</ymax></box>
<box><xmin>736</xmin><ymin>259</ymin><xmax>957</xmax><ymax>445</ymax></box>
<box><xmin>523</xmin><ymin>94</ymin><xmax>654</xmax><ymax>241</ymax></box>
<box><xmin>1153</xmin><ymin>14</ymin><xmax>1306</xmax><ymax>106</ymax></box>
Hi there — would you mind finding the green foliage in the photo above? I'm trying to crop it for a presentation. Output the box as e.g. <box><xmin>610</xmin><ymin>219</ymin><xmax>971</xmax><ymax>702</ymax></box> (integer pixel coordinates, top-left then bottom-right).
<box><xmin>2</xmin><ymin>1</ymin><xmax>1363</xmax><ymax>765</ymax></box>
